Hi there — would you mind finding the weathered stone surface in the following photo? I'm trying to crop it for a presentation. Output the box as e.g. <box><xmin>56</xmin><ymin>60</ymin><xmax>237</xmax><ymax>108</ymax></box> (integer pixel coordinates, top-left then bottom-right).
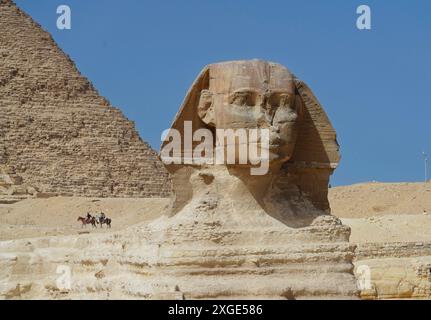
<box><xmin>0</xmin><ymin>165</ymin><xmax>35</xmax><ymax>204</ymax></box>
<box><xmin>354</xmin><ymin>242</ymin><xmax>431</xmax><ymax>299</ymax></box>
<box><xmin>330</xmin><ymin>183</ymin><xmax>431</xmax><ymax>300</ymax></box>
<box><xmin>0</xmin><ymin>0</ymin><xmax>171</xmax><ymax>198</ymax></box>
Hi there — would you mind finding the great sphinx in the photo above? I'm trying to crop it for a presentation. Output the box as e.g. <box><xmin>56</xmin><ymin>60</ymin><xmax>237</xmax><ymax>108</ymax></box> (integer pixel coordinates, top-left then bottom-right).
<box><xmin>141</xmin><ymin>60</ymin><xmax>359</xmax><ymax>299</ymax></box>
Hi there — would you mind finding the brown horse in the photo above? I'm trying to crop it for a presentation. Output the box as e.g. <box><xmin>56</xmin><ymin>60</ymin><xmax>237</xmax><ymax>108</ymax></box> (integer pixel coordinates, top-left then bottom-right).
<box><xmin>77</xmin><ymin>216</ymin><xmax>97</xmax><ymax>228</ymax></box>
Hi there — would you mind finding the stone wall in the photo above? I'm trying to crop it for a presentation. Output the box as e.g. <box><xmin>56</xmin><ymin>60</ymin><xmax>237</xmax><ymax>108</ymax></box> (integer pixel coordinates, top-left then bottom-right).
<box><xmin>354</xmin><ymin>242</ymin><xmax>431</xmax><ymax>299</ymax></box>
<box><xmin>0</xmin><ymin>0</ymin><xmax>171</xmax><ymax>198</ymax></box>
<box><xmin>355</xmin><ymin>242</ymin><xmax>431</xmax><ymax>260</ymax></box>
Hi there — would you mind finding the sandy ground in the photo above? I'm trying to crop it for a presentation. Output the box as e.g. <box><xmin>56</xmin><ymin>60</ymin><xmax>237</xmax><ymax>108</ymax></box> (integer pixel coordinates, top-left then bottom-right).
<box><xmin>329</xmin><ymin>182</ymin><xmax>431</xmax><ymax>218</ymax></box>
<box><xmin>1</xmin><ymin>182</ymin><xmax>429</xmax><ymax>300</ymax></box>
<box><xmin>0</xmin><ymin>197</ymin><xmax>171</xmax><ymax>241</ymax></box>
<box><xmin>341</xmin><ymin>214</ymin><xmax>431</xmax><ymax>243</ymax></box>
<box><xmin>1</xmin><ymin>182</ymin><xmax>431</xmax><ymax>244</ymax></box>
<box><xmin>329</xmin><ymin>182</ymin><xmax>431</xmax><ymax>243</ymax></box>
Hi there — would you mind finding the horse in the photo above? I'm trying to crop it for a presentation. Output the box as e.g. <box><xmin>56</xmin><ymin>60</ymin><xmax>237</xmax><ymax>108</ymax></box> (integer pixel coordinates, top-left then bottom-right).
<box><xmin>77</xmin><ymin>216</ymin><xmax>97</xmax><ymax>228</ymax></box>
<box><xmin>97</xmin><ymin>216</ymin><xmax>112</xmax><ymax>229</ymax></box>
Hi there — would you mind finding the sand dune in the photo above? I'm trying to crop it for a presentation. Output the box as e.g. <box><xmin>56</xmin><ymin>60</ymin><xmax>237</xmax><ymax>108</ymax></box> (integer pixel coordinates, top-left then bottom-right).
<box><xmin>1</xmin><ymin>182</ymin><xmax>431</xmax><ymax>243</ymax></box>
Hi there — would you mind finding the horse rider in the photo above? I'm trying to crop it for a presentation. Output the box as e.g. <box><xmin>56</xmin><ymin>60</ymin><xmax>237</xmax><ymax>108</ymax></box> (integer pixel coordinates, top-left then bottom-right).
<box><xmin>97</xmin><ymin>211</ymin><xmax>106</xmax><ymax>224</ymax></box>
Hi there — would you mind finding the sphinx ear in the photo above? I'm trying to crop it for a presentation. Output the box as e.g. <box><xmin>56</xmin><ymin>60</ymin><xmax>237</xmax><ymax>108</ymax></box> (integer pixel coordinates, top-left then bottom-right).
<box><xmin>197</xmin><ymin>89</ymin><xmax>215</xmax><ymax>127</ymax></box>
<box><xmin>294</xmin><ymin>92</ymin><xmax>304</xmax><ymax>119</ymax></box>
<box><xmin>291</xmin><ymin>78</ymin><xmax>340</xmax><ymax>166</ymax></box>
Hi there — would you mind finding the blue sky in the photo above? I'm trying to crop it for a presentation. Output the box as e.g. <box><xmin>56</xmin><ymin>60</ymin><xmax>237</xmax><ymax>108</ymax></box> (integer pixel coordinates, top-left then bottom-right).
<box><xmin>14</xmin><ymin>0</ymin><xmax>431</xmax><ymax>186</ymax></box>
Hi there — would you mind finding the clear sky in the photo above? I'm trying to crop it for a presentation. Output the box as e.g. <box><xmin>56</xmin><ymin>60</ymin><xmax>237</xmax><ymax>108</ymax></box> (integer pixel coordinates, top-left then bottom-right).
<box><xmin>13</xmin><ymin>0</ymin><xmax>431</xmax><ymax>186</ymax></box>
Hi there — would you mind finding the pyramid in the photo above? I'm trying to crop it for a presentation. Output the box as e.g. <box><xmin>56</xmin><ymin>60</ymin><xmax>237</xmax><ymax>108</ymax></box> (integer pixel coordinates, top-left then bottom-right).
<box><xmin>0</xmin><ymin>0</ymin><xmax>171</xmax><ymax>198</ymax></box>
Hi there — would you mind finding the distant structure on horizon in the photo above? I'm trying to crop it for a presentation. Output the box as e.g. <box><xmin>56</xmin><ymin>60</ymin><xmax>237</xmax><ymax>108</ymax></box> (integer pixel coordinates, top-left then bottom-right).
<box><xmin>422</xmin><ymin>152</ymin><xmax>428</xmax><ymax>183</ymax></box>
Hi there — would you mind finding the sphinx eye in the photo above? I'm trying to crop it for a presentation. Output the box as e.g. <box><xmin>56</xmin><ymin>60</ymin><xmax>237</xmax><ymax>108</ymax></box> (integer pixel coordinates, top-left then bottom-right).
<box><xmin>279</xmin><ymin>94</ymin><xmax>293</xmax><ymax>107</ymax></box>
<box><xmin>233</xmin><ymin>92</ymin><xmax>247</xmax><ymax>106</ymax></box>
<box><xmin>267</xmin><ymin>93</ymin><xmax>294</xmax><ymax>110</ymax></box>
<box><xmin>230</xmin><ymin>91</ymin><xmax>257</xmax><ymax>106</ymax></box>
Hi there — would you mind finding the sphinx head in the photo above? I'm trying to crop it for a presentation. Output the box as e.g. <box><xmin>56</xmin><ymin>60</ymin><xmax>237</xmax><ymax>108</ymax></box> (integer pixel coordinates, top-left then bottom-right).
<box><xmin>161</xmin><ymin>60</ymin><xmax>340</xmax><ymax>215</ymax></box>
<box><xmin>196</xmin><ymin>60</ymin><xmax>301</xmax><ymax>167</ymax></box>
<box><xmin>162</xmin><ymin>59</ymin><xmax>339</xmax><ymax>177</ymax></box>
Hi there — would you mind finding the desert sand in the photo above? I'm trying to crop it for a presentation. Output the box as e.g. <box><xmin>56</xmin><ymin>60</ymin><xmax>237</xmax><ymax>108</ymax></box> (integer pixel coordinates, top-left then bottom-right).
<box><xmin>1</xmin><ymin>182</ymin><xmax>431</xmax><ymax>299</ymax></box>
<box><xmin>330</xmin><ymin>182</ymin><xmax>431</xmax><ymax>218</ymax></box>
<box><xmin>0</xmin><ymin>197</ymin><xmax>171</xmax><ymax>241</ymax></box>
<box><xmin>329</xmin><ymin>182</ymin><xmax>431</xmax><ymax>243</ymax></box>
<box><xmin>2</xmin><ymin>182</ymin><xmax>430</xmax><ymax>243</ymax></box>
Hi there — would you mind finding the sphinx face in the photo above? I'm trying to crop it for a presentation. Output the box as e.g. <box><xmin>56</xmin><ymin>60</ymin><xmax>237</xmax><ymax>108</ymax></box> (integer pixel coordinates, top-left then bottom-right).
<box><xmin>198</xmin><ymin>61</ymin><xmax>301</xmax><ymax>165</ymax></box>
<box><xmin>220</xmin><ymin>85</ymin><xmax>299</xmax><ymax>163</ymax></box>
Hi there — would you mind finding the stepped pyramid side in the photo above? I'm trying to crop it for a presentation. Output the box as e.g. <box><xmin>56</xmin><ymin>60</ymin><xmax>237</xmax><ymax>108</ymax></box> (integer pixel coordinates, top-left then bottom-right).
<box><xmin>0</xmin><ymin>0</ymin><xmax>171</xmax><ymax>198</ymax></box>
